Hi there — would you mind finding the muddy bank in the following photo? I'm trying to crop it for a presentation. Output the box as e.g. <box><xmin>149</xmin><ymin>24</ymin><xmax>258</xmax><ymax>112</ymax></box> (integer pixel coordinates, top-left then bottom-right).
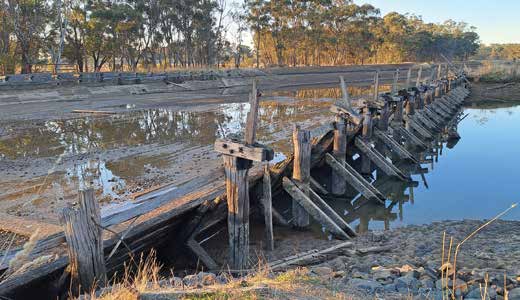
<box><xmin>91</xmin><ymin>219</ymin><xmax>520</xmax><ymax>300</ymax></box>
<box><xmin>466</xmin><ymin>82</ymin><xmax>520</xmax><ymax>107</ymax></box>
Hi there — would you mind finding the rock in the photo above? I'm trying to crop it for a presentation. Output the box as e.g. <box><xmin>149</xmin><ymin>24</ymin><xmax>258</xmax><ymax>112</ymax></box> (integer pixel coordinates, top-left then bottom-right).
<box><xmin>420</xmin><ymin>278</ymin><xmax>435</xmax><ymax>289</ymax></box>
<box><xmin>216</xmin><ymin>274</ymin><xmax>230</xmax><ymax>284</ymax></box>
<box><xmin>169</xmin><ymin>277</ymin><xmax>184</xmax><ymax>287</ymax></box>
<box><xmin>466</xmin><ymin>286</ymin><xmax>496</xmax><ymax>299</ymax></box>
<box><xmin>372</xmin><ymin>268</ymin><xmax>394</xmax><ymax>281</ymax></box>
<box><xmin>395</xmin><ymin>275</ymin><xmax>420</xmax><ymax>292</ymax></box>
<box><xmin>197</xmin><ymin>272</ymin><xmax>216</xmax><ymax>285</ymax></box>
<box><xmin>351</xmin><ymin>271</ymin><xmax>370</xmax><ymax>279</ymax></box>
<box><xmin>509</xmin><ymin>288</ymin><xmax>520</xmax><ymax>300</ymax></box>
<box><xmin>182</xmin><ymin>274</ymin><xmax>199</xmax><ymax>287</ymax></box>
<box><xmin>384</xmin><ymin>283</ymin><xmax>397</xmax><ymax>293</ymax></box>
<box><xmin>326</xmin><ymin>256</ymin><xmax>348</xmax><ymax>270</ymax></box>
<box><xmin>348</xmin><ymin>278</ymin><xmax>384</xmax><ymax>294</ymax></box>
<box><xmin>334</xmin><ymin>270</ymin><xmax>346</xmax><ymax>278</ymax></box>
<box><xmin>312</xmin><ymin>266</ymin><xmax>333</xmax><ymax>277</ymax></box>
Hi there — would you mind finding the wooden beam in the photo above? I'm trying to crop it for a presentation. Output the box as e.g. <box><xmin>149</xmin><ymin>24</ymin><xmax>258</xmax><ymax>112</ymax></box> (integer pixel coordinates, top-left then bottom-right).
<box><xmin>214</xmin><ymin>139</ymin><xmax>273</xmax><ymax>162</ymax></box>
<box><xmin>407</xmin><ymin>118</ymin><xmax>433</xmax><ymax>139</ymax></box>
<box><xmin>373</xmin><ymin>129</ymin><xmax>418</xmax><ymax>164</ymax></box>
<box><xmin>392</xmin><ymin>69</ymin><xmax>400</xmax><ymax>93</ymax></box>
<box><xmin>291</xmin><ymin>126</ymin><xmax>311</xmax><ymax>228</ymax></box>
<box><xmin>332</xmin><ymin>116</ymin><xmax>347</xmax><ymax>195</ymax></box>
<box><xmin>186</xmin><ymin>238</ymin><xmax>218</xmax><ymax>270</ymax></box>
<box><xmin>373</xmin><ymin>71</ymin><xmax>380</xmax><ymax>101</ymax></box>
<box><xmin>354</xmin><ymin>137</ymin><xmax>409</xmax><ymax>181</ymax></box>
<box><xmin>361</xmin><ymin>109</ymin><xmax>372</xmax><ymax>175</ymax></box>
<box><xmin>304</xmin><ymin>185</ymin><xmax>356</xmax><ymax>237</ymax></box>
<box><xmin>282</xmin><ymin>177</ymin><xmax>350</xmax><ymax>240</ymax></box>
<box><xmin>415</xmin><ymin>66</ymin><xmax>423</xmax><ymax>87</ymax></box>
<box><xmin>339</xmin><ymin>76</ymin><xmax>352</xmax><ymax>110</ymax></box>
<box><xmin>330</xmin><ymin>105</ymin><xmax>362</xmax><ymax>125</ymax></box>
<box><xmin>223</xmin><ymin>156</ymin><xmax>251</xmax><ymax>270</ymax></box>
<box><xmin>310</xmin><ymin>176</ymin><xmax>328</xmax><ymax>195</ymax></box>
<box><xmin>405</xmin><ymin>68</ymin><xmax>412</xmax><ymax>88</ymax></box>
<box><xmin>245</xmin><ymin>79</ymin><xmax>258</xmax><ymax>145</ymax></box>
<box><xmin>325</xmin><ymin>154</ymin><xmax>385</xmax><ymax>203</ymax></box>
<box><xmin>59</xmin><ymin>189</ymin><xmax>106</xmax><ymax>294</ymax></box>
<box><xmin>261</xmin><ymin>163</ymin><xmax>274</xmax><ymax>251</ymax></box>
<box><xmin>399</xmin><ymin>127</ymin><xmax>428</xmax><ymax>149</ymax></box>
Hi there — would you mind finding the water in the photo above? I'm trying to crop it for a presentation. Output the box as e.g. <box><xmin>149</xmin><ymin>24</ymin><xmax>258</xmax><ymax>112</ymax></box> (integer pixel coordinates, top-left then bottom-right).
<box><xmin>398</xmin><ymin>105</ymin><xmax>520</xmax><ymax>225</ymax></box>
<box><xmin>1</xmin><ymin>86</ymin><xmax>519</xmax><ymax>227</ymax></box>
<box><xmin>0</xmin><ymin>89</ymin><xmax>336</xmax><ymax>217</ymax></box>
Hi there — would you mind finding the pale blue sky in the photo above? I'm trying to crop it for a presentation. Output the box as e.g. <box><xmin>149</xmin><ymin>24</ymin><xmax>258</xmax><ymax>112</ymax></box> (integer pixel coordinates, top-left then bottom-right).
<box><xmin>354</xmin><ymin>0</ymin><xmax>519</xmax><ymax>45</ymax></box>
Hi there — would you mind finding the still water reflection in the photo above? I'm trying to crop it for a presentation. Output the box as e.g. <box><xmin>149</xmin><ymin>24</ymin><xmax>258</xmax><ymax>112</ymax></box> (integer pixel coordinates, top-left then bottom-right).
<box><xmin>351</xmin><ymin>104</ymin><xmax>520</xmax><ymax>232</ymax></box>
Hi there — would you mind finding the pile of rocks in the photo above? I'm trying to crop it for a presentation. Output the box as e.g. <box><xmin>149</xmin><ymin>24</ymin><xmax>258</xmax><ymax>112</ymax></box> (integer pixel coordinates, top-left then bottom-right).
<box><xmin>308</xmin><ymin>260</ymin><xmax>520</xmax><ymax>300</ymax></box>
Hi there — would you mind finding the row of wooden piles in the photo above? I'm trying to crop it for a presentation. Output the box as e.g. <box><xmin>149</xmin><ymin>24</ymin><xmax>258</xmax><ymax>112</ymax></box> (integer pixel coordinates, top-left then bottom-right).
<box><xmin>0</xmin><ymin>64</ymin><xmax>470</xmax><ymax>298</ymax></box>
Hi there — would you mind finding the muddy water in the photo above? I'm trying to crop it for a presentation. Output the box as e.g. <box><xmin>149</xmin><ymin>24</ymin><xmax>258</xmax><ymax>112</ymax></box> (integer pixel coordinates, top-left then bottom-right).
<box><xmin>0</xmin><ymin>87</ymin><xmax>341</xmax><ymax>220</ymax></box>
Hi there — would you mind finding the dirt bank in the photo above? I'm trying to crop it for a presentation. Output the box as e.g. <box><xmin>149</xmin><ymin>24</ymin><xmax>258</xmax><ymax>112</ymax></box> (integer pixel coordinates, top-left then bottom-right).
<box><xmin>466</xmin><ymin>82</ymin><xmax>520</xmax><ymax>107</ymax></box>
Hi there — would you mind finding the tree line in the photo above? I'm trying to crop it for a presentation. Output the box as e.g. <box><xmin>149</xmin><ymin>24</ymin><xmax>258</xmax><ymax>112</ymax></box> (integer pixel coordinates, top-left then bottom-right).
<box><xmin>0</xmin><ymin>0</ymin><xmax>480</xmax><ymax>75</ymax></box>
<box><xmin>473</xmin><ymin>44</ymin><xmax>520</xmax><ymax>61</ymax></box>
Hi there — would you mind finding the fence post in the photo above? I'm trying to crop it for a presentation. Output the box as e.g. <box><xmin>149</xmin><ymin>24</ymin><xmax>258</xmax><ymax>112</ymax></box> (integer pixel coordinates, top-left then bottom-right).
<box><xmin>292</xmin><ymin>125</ymin><xmax>311</xmax><ymax>228</ymax></box>
<box><xmin>60</xmin><ymin>189</ymin><xmax>106</xmax><ymax>294</ymax></box>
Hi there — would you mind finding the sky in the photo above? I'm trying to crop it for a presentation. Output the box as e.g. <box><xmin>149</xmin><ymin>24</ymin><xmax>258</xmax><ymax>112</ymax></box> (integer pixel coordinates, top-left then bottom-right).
<box><xmin>354</xmin><ymin>0</ymin><xmax>520</xmax><ymax>45</ymax></box>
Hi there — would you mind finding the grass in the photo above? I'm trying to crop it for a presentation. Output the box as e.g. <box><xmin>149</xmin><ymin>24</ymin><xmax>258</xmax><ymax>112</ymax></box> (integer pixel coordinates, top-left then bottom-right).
<box><xmin>89</xmin><ymin>251</ymin><xmax>351</xmax><ymax>300</ymax></box>
<box><xmin>439</xmin><ymin>203</ymin><xmax>518</xmax><ymax>300</ymax></box>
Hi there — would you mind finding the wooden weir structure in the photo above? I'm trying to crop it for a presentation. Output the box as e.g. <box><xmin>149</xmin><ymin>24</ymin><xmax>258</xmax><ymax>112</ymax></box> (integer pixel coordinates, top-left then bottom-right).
<box><xmin>0</xmin><ymin>64</ymin><xmax>470</xmax><ymax>297</ymax></box>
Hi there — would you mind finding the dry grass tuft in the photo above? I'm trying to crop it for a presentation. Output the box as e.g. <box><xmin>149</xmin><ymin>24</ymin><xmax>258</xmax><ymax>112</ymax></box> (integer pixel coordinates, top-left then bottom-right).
<box><xmin>440</xmin><ymin>203</ymin><xmax>517</xmax><ymax>300</ymax></box>
<box><xmin>93</xmin><ymin>249</ymin><xmax>163</xmax><ymax>300</ymax></box>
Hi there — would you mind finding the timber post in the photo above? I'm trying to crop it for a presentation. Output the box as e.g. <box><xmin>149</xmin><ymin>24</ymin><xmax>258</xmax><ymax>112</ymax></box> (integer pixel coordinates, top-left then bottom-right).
<box><xmin>262</xmin><ymin>162</ymin><xmax>274</xmax><ymax>251</ymax></box>
<box><xmin>332</xmin><ymin>115</ymin><xmax>347</xmax><ymax>195</ymax></box>
<box><xmin>60</xmin><ymin>188</ymin><xmax>106</xmax><ymax>294</ymax></box>
<box><xmin>330</xmin><ymin>76</ymin><xmax>362</xmax><ymax>193</ymax></box>
<box><xmin>214</xmin><ymin>79</ymin><xmax>273</xmax><ymax>270</ymax></box>
<box><xmin>360</xmin><ymin>107</ymin><xmax>373</xmax><ymax>176</ymax></box>
<box><xmin>292</xmin><ymin>125</ymin><xmax>311</xmax><ymax>228</ymax></box>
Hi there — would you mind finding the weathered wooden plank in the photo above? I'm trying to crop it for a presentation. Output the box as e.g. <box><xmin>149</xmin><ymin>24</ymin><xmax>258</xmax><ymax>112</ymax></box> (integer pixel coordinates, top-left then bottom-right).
<box><xmin>415</xmin><ymin>112</ymin><xmax>439</xmax><ymax>130</ymax></box>
<box><xmin>223</xmin><ymin>156</ymin><xmax>250</xmax><ymax>270</ymax></box>
<box><xmin>354</xmin><ymin>137</ymin><xmax>408</xmax><ymax>181</ymax></box>
<box><xmin>332</xmin><ymin>116</ymin><xmax>347</xmax><ymax>195</ymax></box>
<box><xmin>330</xmin><ymin>105</ymin><xmax>362</xmax><ymax>125</ymax></box>
<box><xmin>415</xmin><ymin>66</ymin><xmax>423</xmax><ymax>87</ymax></box>
<box><xmin>261</xmin><ymin>163</ymin><xmax>274</xmax><ymax>251</ymax></box>
<box><xmin>186</xmin><ymin>238</ymin><xmax>218</xmax><ymax>270</ymax></box>
<box><xmin>324</xmin><ymin>154</ymin><xmax>385</xmax><ymax>202</ymax></box>
<box><xmin>373</xmin><ymin>70</ymin><xmax>380</xmax><ymax>101</ymax></box>
<box><xmin>214</xmin><ymin>139</ymin><xmax>274</xmax><ymax>162</ymax></box>
<box><xmin>399</xmin><ymin>127</ymin><xmax>428</xmax><ymax>149</ymax></box>
<box><xmin>310</xmin><ymin>176</ymin><xmax>328</xmax><ymax>195</ymax></box>
<box><xmin>373</xmin><ymin>129</ymin><xmax>418</xmax><ymax>163</ymax></box>
<box><xmin>59</xmin><ymin>189</ymin><xmax>106</xmax><ymax>293</ymax></box>
<box><xmin>339</xmin><ymin>76</ymin><xmax>352</xmax><ymax>110</ymax></box>
<box><xmin>292</xmin><ymin>126</ymin><xmax>311</xmax><ymax>228</ymax></box>
<box><xmin>282</xmin><ymin>177</ymin><xmax>350</xmax><ymax>240</ymax></box>
<box><xmin>245</xmin><ymin>79</ymin><xmax>259</xmax><ymax>145</ymax></box>
<box><xmin>360</xmin><ymin>109</ymin><xmax>373</xmax><ymax>175</ymax></box>
<box><xmin>268</xmin><ymin>241</ymin><xmax>353</xmax><ymax>271</ymax></box>
<box><xmin>305</xmin><ymin>186</ymin><xmax>356</xmax><ymax>237</ymax></box>
<box><xmin>407</xmin><ymin>118</ymin><xmax>433</xmax><ymax>139</ymax></box>
<box><xmin>423</xmin><ymin>106</ymin><xmax>444</xmax><ymax>124</ymax></box>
